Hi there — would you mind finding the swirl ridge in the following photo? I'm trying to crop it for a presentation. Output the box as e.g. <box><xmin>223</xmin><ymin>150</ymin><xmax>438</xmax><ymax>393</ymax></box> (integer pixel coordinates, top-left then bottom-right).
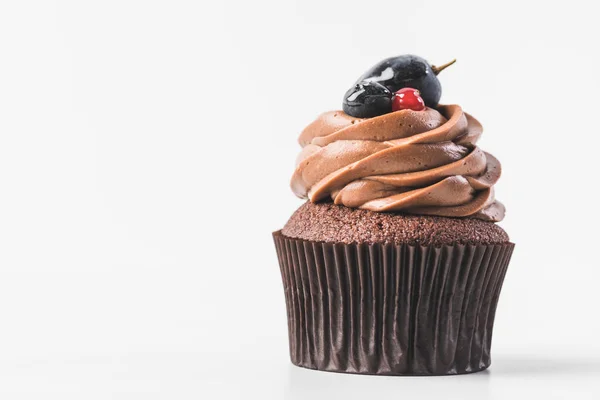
<box><xmin>291</xmin><ymin>105</ymin><xmax>504</xmax><ymax>221</ymax></box>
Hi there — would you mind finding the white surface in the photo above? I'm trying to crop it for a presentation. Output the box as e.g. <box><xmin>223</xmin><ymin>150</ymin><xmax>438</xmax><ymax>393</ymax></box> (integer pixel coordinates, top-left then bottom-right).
<box><xmin>1</xmin><ymin>0</ymin><xmax>599</xmax><ymax>398</ymax></box>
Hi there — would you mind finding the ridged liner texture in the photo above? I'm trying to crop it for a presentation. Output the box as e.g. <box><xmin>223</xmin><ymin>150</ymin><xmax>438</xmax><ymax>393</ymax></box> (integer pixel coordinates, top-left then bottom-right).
<box><xmin>273</xmin><ymin>230</ymin><xmax>514</xmax><ymax>375</ymax></box>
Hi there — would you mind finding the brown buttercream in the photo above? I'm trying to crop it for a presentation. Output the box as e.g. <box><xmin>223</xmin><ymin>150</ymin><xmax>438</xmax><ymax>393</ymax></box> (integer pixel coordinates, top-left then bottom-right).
<box><xmin>291</xmin><ymin>105</ymin><xmax>505</xmax><ymax>221</ymax></box>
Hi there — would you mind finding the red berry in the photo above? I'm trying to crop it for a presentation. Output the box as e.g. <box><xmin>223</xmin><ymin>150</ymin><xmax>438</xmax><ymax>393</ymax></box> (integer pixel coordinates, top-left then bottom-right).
<box><xmin>392</xmin><ymin>88</ymin><xmax>426</xmax><ymax>111</ymax></box>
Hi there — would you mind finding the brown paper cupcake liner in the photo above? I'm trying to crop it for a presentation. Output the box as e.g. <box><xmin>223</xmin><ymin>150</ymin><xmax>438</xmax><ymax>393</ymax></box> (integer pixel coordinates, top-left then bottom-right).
<box><xmin>273</xmin><ymin>230</ymin><xmax>514</xmax><ymax>375</ymax></box>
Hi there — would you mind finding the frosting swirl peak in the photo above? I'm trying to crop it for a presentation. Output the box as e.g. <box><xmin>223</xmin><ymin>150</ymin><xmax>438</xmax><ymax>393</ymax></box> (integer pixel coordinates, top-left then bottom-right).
<box><xmin>291</xmin><ymin>105</ymin><xmax>505</xmax><ymax>221</ymax></box>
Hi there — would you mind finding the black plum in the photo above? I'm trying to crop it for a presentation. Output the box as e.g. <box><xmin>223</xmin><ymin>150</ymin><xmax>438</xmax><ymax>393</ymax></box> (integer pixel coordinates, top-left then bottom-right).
<box><xmin>342</xmin><ymin>81</ymin><xmax>392</xmax><ymax>118</ymax></box>
<box><xmin>357</xmin><ymin>54</ymin><xmax>454</xmax><ymax>108</ymax></box>
<box><xmin>342</xmin><ymin>55</ymin><xmax>456</xmax><ymax>118</ymax></box>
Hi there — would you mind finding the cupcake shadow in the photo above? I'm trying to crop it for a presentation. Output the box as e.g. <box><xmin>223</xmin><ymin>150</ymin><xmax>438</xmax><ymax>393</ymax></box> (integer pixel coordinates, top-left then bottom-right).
<box><xmin>491</xmin><ymin>355</ymin><xmax>600</xmax><ymax>376</ymax></box>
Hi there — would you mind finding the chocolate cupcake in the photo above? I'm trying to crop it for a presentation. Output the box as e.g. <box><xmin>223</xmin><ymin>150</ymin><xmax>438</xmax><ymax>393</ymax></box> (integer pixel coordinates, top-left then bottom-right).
<box><xmin>273</xmin><ymin>55</ymin><xmax>514</xmax><ymax>375</ymax></box>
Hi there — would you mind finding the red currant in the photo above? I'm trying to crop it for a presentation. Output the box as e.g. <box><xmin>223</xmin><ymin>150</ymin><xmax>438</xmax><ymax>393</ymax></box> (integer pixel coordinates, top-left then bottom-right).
<box><xmin>392</xmin><ymin>88</ymin><xmax>425</xmax><ymax>111</ymax></box>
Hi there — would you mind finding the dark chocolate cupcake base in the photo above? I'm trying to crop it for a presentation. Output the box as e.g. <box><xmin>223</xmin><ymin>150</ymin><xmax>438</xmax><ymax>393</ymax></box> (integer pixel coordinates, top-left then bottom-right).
<box><xmin>273</xmin><ymin>231</ymin><xmax>514</xmax><ymax>375</ymax></box>
<box><xmin>283</xmin><ymin>201</ymin><xmax>509</xmax><ymax>246</ymax></box>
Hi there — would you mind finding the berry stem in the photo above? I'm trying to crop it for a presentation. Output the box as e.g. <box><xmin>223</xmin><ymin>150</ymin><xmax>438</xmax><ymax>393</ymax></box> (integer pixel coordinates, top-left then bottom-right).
<box><xmin>431</xmin><ymin>59</ymin><xmax>456</xmax><ymax>75</ymax></box>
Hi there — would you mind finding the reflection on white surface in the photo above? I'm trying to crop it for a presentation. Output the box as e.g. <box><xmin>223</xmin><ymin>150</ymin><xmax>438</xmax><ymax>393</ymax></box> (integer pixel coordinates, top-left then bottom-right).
<box><xmin>282</xmin><ymin>355</ymin><xmax>600</xmax><ymax>400</ymax></box>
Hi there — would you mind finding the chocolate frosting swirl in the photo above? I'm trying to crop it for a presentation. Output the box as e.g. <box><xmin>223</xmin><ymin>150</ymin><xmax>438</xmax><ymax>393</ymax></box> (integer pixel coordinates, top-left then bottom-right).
<box><xmin>291</xmin><ymin>105</ymin><xmax>505</xmax><ymax>221</ymax></box>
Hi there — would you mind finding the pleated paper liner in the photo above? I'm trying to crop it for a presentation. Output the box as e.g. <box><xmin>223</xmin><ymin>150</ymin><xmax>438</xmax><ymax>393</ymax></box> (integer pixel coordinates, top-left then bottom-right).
<box><xmin>273</xmin><ymin>230</ymin><xmax>514</xmax><ymax>376</ymax></box>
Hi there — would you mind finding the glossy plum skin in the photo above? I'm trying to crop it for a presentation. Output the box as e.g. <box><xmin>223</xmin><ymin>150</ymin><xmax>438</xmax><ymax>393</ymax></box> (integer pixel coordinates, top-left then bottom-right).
<box><xmin>356</xmin><ymin>54</ymin><xmax>441</xmax><ymax>108</ymax></box>
<box><xmin>342</xmin><ymin>81</ymin><xmax>392</xmax><ymax>118</ymax></box>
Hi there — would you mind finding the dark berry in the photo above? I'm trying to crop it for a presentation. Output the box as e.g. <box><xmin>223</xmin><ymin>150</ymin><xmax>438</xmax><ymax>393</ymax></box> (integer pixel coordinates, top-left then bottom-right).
<box><xmin>342</xmin><ymin>81</ymin><xmax>392</xmax><ymax>118</ymax></box>
<box><xmin>392</xmin><ymin>88</ymin><xmax>425</xmax><ymax>111</ymax></box>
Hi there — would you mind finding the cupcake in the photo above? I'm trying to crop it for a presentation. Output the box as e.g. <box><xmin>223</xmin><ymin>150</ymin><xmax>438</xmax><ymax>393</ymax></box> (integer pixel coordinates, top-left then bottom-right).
<box><xmin>273</xmin><ymin>55</ymin><xmax>514</xmax><ymax>376</ymax></box>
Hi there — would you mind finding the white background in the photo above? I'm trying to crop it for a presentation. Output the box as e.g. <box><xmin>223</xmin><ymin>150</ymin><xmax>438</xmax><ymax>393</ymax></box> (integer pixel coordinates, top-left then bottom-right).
<box><xmin>1</xmin><ymin>0</ymin><xmax>599</xmax><ymax>398</ymax></box>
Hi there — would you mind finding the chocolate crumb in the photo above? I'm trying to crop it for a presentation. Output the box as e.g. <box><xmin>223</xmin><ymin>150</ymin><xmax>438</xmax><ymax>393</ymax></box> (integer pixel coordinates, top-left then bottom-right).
<box><xmin>282</xmin><ymin>202</ymin><xmax>509</xmax><ymax>246</ymax></box>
